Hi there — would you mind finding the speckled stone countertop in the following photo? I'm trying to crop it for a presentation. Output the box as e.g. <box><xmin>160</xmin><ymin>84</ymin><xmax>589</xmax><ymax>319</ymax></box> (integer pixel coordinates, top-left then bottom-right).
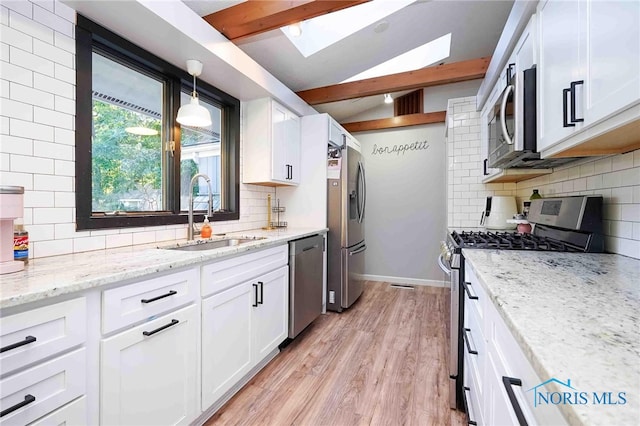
<box><xmin>462</xmin><ymin>249</ymin><xmax>640</xmax><ymax>425</ymax></box>
<box><xmin>0</xmin><ymin>228</ymin><xmax>326</xmax><ymax>310</ymax></box>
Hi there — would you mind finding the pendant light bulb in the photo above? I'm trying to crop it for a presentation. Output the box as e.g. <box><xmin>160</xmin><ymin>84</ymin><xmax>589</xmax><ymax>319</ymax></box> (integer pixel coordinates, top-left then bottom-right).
<box><xmin>177</xmin><ymin>60</ymin><xmax>212</xmax><ymax>128</ymax></box>
<box><xmin>384</xmin><ymin>93</ymin><xmax>393</xmax><ymax>104</ymax></box>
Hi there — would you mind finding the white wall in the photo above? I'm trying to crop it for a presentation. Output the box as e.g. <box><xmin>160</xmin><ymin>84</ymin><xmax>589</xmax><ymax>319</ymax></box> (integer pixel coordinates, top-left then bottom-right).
<box><xmin>357</xmin><ymin>124</ymin><xmax>447</xmax><ymax>284</ymax></box>
<box><xmin>0</xmin><ymin>0</ymin><xmax>274</xmax><ymax>259</ymax></box>
<box><xmin>446</xmin><ymin>97</ymin><xmax>640</xmax><ymax>259</ymax></box>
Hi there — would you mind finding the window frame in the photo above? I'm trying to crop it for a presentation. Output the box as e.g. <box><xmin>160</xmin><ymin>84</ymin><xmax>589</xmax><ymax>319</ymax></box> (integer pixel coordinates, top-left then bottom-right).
<box><xmin>75</xmin><ymin>15</ymin><xmax>240</xmax><ymax>230</ymax></box>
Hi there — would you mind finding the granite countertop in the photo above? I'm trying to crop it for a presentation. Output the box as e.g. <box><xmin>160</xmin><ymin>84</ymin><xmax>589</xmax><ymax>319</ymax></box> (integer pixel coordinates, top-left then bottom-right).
<box><xmin>462</xmin><ymin>249</ymin><xmax>640</xmax><ymax>425</ymax></box>
<box><xmin>0</xmin><ymin>227</ymin><xmax>327</xmax><ymax>310</ymax></box>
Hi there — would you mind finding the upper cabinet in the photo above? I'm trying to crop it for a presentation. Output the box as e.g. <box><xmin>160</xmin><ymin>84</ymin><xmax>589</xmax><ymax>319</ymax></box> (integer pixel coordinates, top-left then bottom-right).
<box><xmin>243</xmin><ymin>98</ymin><xmax>301</xmax><ymax>186</ymax></box>
<box><xmin>537</xmin><ymin>0</ymin><xmax>640</xmax><ymax>157</ymax></box>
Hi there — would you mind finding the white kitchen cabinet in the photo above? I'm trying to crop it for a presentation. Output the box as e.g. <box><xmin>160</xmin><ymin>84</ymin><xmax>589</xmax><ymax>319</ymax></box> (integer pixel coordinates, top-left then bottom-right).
<box><xmin>100</xmin><ymin>305</ymin><xmax>198</xmax><ymax>426</ymax></box>
<box><xmin>464</xmin><ymin>260</ymin><xmax>567</xmax><ymax>425</ymax></box>
<box><xmin>243</xmin><ymin>98</ymin><xmax>301</xmax><ymax>185</ymax></box>
<box><xmin>0</xmin><ymin>297</ymin><xmax>86</xmax><ymax>376</ymax></box>
<box><xmin>201</xmin><ymin>283</ymin><xmax>253</xmax><ymax>409</ymax></box>
<box><xmin>537</xmin><ymin>0</ymin><xmax>640</xmax><ymax>157</ymax></box>
<box><xmin>252</xmin><ymin>265</ymin><xmax>288</xmax><ymax>361</ymax></box>
<box><xmin>0</xmin><ymin>349</ymin><xmax>86</xmax><ymax>426</ymax></box>
<box><xmin>28</xmin><ymin>396</ymin><xmax>87</xmax><ymax>426</ymax></box>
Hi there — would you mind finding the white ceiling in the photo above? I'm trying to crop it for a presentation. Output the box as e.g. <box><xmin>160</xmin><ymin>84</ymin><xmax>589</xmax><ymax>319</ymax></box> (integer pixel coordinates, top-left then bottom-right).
<box><xmin>182</xmin><ymin>0</ymin><xmax>514</xmax><ymax>121</ymax></box>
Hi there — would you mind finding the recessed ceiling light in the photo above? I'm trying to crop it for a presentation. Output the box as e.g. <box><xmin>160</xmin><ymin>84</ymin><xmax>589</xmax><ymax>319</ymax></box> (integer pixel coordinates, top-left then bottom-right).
<box><xmin>374</xmin><ymin>20</ymin><xmax>389</xmax><ymax>33</ymax></box>
<box><xmin>289</xmin><ymin>22</ymin><xmax>302</xmax><ymax>37</ymax></box>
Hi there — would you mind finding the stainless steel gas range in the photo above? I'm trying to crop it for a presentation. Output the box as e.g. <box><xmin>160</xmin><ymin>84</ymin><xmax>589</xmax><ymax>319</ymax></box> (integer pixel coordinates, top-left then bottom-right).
<box><xmin>438</xmin><ymin>195</ymin><xmax>604</xmax><ymax>411</ymax></box>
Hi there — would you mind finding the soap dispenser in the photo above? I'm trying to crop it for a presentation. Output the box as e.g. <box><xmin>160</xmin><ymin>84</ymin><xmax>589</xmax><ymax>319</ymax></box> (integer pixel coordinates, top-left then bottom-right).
<box><xmin>200</xmin><ymin>215</ymin><xmax>212</xmax><ymax>238</ymax></box>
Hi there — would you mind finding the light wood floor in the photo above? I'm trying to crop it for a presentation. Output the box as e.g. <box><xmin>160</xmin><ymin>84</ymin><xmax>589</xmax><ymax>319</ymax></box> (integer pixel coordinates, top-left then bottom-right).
<box><xmin>205</xmin><ymin>281</ymin><xmax>466</xmax><ymax>426</ymax></box>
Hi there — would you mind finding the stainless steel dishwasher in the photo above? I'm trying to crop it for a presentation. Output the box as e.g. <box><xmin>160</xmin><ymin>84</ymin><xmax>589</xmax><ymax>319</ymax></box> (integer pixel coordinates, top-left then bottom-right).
<box><xmin>288</xmin><ymin>234</ymin><xmax>324</xmax><ymax>338</ymax></box>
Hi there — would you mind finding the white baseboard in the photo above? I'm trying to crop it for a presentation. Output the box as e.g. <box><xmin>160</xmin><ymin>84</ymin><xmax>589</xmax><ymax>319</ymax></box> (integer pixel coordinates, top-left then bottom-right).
<box><xmin>356</xmin><ymin>274</ymin><xmax>448</xmax><ymax>288</ymax></box>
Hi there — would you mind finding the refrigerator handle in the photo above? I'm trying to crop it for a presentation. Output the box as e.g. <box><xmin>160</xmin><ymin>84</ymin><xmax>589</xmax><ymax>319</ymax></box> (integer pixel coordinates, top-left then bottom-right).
<box><xmin>349</xmin><ymin>244</ymin><xmax>367</xmax><ymax>256</ymax></box>
<box><xmin>360</xmin><ymin>161</ymin><xmax>366</xmax><ymax>221</ymax></box>
<box><xmin>357</xmin><ymin>161</ymin><xmax>365</xmax><ymax>223</ymax></box>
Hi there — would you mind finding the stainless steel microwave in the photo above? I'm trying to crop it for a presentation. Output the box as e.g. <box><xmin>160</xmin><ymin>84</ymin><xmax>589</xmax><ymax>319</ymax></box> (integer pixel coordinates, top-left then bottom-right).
<box><xmin>487</xmin><ymin>65</ymin><xmax>538</xmax><ymax>168</ymax></box>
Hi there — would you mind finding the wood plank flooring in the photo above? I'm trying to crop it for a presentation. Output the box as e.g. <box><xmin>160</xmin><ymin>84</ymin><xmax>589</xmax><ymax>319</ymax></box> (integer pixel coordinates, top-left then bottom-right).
<box><xmin>205</xmin><ymin>282</ymin><xmax>466</xmax><ymax>426</ymax></box>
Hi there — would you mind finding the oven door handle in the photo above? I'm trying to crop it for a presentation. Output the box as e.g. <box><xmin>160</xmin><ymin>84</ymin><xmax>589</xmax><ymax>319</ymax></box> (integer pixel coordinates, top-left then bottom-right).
<box><xmin>438</xmin><ymin>254</ymin><xmax>451</xmax><ymax>276</ymax></box>
<box><xmin>500</xmin><ymin>84</ymin><xmax>514</xmax><ymax>145</ymax></box>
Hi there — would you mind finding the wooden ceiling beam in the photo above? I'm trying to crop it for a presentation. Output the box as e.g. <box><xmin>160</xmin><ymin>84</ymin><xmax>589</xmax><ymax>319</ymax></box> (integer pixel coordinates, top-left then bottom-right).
<box><xmin>203</xmin><ymin>0</ymin><xmax>370</xmax><ymax>42</ymax></box>
<box><xmin>342</xmin><ymin>111</ymin><xmax>446</xmax><ymax>133</ymax></box>
<box><xmin>297</xmin><ymin>57</ymin><xmax>491</xmax><ymax>105</ymax></box>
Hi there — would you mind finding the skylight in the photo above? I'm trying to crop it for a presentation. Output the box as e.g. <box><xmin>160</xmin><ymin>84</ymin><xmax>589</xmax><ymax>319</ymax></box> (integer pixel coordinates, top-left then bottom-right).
<box><xmin>341</xmin><ymin>33</ymin><xmax>452</xmax><ymax>83</ymax></box>
<box><xmin>281</xmin><ymin>0</ymin><xmax>416</xmax><ymax>58</ymax></box>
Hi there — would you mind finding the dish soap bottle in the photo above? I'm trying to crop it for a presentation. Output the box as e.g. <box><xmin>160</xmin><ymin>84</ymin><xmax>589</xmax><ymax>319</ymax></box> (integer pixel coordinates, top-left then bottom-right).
<box><xmin>200</xmin><ymin>215</ymin><xmax>212</xmax><ymax>239</ymax></box>
<box><xmin>530</xmin><ymin>189</ymin><xmax>542</xmax><ymax>200</ymax></box>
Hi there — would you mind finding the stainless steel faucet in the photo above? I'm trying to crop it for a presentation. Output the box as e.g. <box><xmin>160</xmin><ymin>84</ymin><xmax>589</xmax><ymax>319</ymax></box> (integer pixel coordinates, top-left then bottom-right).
<box><xmin>188</xmin><ymin>173</ymin><xmax>213</xmax><ymax>240</ymax></box>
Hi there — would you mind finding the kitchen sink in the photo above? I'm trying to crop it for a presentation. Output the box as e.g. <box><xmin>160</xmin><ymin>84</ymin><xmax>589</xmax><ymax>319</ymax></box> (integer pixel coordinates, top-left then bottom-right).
<box><xmin>163</xmin><ymin>237</ymin><xmax>266</xmax><ymax>251</ymax></box>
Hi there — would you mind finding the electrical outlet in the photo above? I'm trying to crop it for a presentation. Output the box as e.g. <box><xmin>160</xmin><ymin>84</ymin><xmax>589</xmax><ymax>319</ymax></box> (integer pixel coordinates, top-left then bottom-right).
<box><xmin>329</xmin><ymin>291</ymin><xmax>335</xmax><ymax>304</ymax></box>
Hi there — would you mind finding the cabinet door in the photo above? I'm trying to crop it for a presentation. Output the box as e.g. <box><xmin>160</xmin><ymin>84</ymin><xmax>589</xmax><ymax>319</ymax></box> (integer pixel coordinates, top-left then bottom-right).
<box><xmin>582</xmin><ymin>0</ymin><xmax>640</xmax><ymax>124</ymax></box>
<box><xmin>101</xmin><ymin>305</ymin><xmax>198</xmax><ymax>426</ymax></box>
<box><xmin>201</xmin><ymin>283</ymin><xmax>253</xmax><ymax>409</ymax></box>
<box><xmin>537</xmin><ymin>0</ymin><xmax>583</xmax><ymax>152</ymax></box>
<box><xmin>285</xmin><ymin>113</ymin><xmax>301</xmax><ymax>184</ymax></box>
<box><xmin>271</xmin><ymin>102</ymin><xmax>289</xmax><ymax>182</ymax></box>
<box><xmin>253</xmin><ymin>266</ymin><xmax>289</xmax><ymax>361</ymax></box>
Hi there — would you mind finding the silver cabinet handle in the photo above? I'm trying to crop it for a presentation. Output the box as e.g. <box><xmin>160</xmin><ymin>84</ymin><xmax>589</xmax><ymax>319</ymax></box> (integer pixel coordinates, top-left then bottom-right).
<box><xmin>500</xmin><ymin>84</ymin><xmax>514</xmax><ymax>145</ymax></box>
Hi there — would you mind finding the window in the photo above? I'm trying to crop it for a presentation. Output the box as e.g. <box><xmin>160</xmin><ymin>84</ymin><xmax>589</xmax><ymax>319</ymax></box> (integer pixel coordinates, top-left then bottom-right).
<box><xmin>76</xmin><ymin>16</ymin><xmax>240</xmax><ymax>230</ymax></box>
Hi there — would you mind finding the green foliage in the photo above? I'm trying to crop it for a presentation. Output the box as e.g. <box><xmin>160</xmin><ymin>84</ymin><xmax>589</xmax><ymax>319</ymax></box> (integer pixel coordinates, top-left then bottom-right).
<box><xmin>92</xmin><ymin>100</ymin><xmax>162</xmax><ymax>211</ymax></box>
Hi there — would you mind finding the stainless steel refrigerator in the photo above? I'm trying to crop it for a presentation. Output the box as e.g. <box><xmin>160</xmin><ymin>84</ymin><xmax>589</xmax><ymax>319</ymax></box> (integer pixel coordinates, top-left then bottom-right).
<box><xmin>327</xmin><ymin>145</ymin><xmax>366</xmax><ymax>312</ymax></box>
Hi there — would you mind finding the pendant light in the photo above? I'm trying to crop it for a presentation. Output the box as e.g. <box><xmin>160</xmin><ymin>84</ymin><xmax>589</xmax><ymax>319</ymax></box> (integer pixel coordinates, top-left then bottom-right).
<box><xmin>384</xmin><ymin>93</ymin><xmax>393</xmax><ymax>104</ymax></box>
<box><xmin>177</xmin><ymin>60</ymin><xmax>212</xmax><ymax>127</ymax></box>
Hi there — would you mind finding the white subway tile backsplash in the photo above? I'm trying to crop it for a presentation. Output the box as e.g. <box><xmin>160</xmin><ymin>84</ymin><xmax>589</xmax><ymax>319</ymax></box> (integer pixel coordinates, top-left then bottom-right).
<box><xmin>73</xmin><ymin>235</ymin><xmax>106</xmax><ymax>253</ymax></box>
<box><xmin>23</xmin><ymin>189</ymin><xmax>52</xmax><ymax>207</ymax></box>
<box><xmin>0</xmin><ymin>62</ymin><xmax>33</xmax><ymax>87</ymax></box>
<box><xmin>32</xmin><ymin>238</ymin><xmax>72</xmax><ymax>257</ymax></box>
<box><xmin>33</xmin><ymin>38</ymin><xmax>72</xmax><ymax>67</ymax></box>
<box><xmin>54</xmin><ymin>191</ymin><xmax>74</xmax><ymax>207</ymax></box>
<box><xmin>620</xmin><ymin>204</ymin><xmax>639</xmax><ymax>222</ymax></box>
<box><xmin>53</xmin><ymin>62</ymin><xmax>73</xmax><ymax>84</ymax></box>
<box><xmin>612</xmin><ymin>151</ymin><xmax>634</xmax><ymax>171</ymax></box>
<box><xmin>5</xmin><ymin>2</ymin><xmax>33</xmax><ymax>19</ymax></box>
<box><xmin>634</xmin><ymin>186</ymin><xmax>640</xmax><ymax>204</ymax></box>
<box><xmin>11</xmin><ymin>153</ymin><xmax>53</xmax><ymax>174</ymax></box>
<box><xmin>0</xmin><ymin>170</ymin><xmax>32</xmax><ymax>188</ymax></box>
<box><xmin>594</xmin><ymin>157</ymin><xmax>612</xmax><ymax>175</ymax></box>
<box><xmin>53</xmin><ymin>31</ymin><xmax>74</xmax><ymax>53</ymax></box>
<box><xmin>33</xmin><ymin>206</ymin><xmax>72</xmax><ymax>223</ymax></box>
<box><xmin>26</xmin><ymin>222</ymin><xmax>55</xmax><ymax>241</ymax></box>
<box><xmin>610</xmin><ymin>221</ymin><xmax>633</xmax><ymax>239</ymax></box>
<box><xmin>586</xmin><ymin>175</ymin><xmax>603</xmax><ymax>190</ymax></box>
<box><xmin>1</xmin><ymin>97</ymin><xmax>33</xmax><ymax>121</ymax></box>
<box><xmin>1</xmin><ymin>42</ymin><xmax>8</xmax><ymax>61</ymax></box>
<box><xmin>611</xmin><ymin>186</ymin><xmax>633</xmax><ymax>204</ymax></box>
<box><xmin>33</xmin><ymin>72</ymin><xmax>73</xmax><ymax>98</ymax></box>
<box><xmin>10</xmin><ymin>82</ymin><xmax>54</xmax><ymax>108</ymax></box>
<box><xmin>53</xmin><ymin>94</ymin><xmax>74</xmax><ymax>114</ymax></box>
<box><xmin>132</xmin><ymin>230</ymin><xmax>156</xmax><ymax>245</ymax></box>
<box><xmin>33</xmin><ymin>139</ymin><xmax>71</xmax><ymax>160</ymax></box>
<box><xmin>633</xmin><ymin>223</ymin><xmax>640</xmax><ymax>240</ymax></box>
<box><xmin>580</xmin><ymin>162</ymin><xmax>595</xmax><ymax>177</ymax></box>
<box><xmin>1</xmin><ymin>115</ymin><xmax>9</xmax><ymax>134</ymax></box>
<box><xmin>9</xmin><ymin>117</ymin><xmax>53</xmax><ymax>141</ymax></box>
<box><xmin>33</xmin><ymin>106</ymin><xmax>73</xmax><ymax>129</ymax></box>
<box><xmin>155</xmin><ymin>229</ymin><xmax>177</xmax><ymax>242</ymax></box>
<box><xmin>53</xmin><ymin>127</ymin><xmax>72</xmax><ymax>144</ymax></box>
<box><xmin>53</xmin><ymin>1</ymin><xmax>75</xmax><ymax>23</ymax></box>
<box><xmin>9</xmin><ymin>45</ymin><xmax>54</xmax><ymax>76</ymax></box>
<box><xmin>0</xmin><ymin>152</ymin><xmax>9</xmax><ymax>170</ymax></box>
<box><xmin>53</xmin><ymin>158</ymin><xmax>72</xmax><ymax>176</ymax></box>
<box><xmin>1</xmin><ymin>24</ymin><xmax>33</xmax><ymax>51</ymax></box>
<box><xmin>33</xmin><ymin>4</ymin><xmax>72</xmax><ymax>36</ymax></box>
<box><xmin>620</xmin><ymin>167</ymin><xmax>640</xmax><ymax>186</ymax></box>
<box><xmin>1</xmin><ymin>6</ymin><xmax>10</xmax><ymax>25</ymax></box>
<box><xmin>33</xmin><ymin>173</ymin><xmax>71</xmax><ymax>191</ymax></box>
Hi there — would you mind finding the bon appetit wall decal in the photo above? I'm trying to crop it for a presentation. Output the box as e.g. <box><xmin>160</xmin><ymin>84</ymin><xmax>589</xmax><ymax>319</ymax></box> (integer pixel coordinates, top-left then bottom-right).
<box><xmin>371</xmin><ymin>140</ymin><xmax>430</xmax><ymax>156</ymax></box>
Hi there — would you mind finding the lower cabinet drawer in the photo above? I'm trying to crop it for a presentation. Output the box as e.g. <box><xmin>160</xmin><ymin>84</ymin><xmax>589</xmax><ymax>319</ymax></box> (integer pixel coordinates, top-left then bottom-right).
<box><xmin>0</xmin><ymin>349</ymin><xmax>86</xmax><ymax>425</ymax></box>
<box><xmin>463</xmin><ymin>350</ymin><xmax>484</xmax><ymax>426</ymax></box>
<box><xmin>0</xmin><ymin>297</ymin><xmax>86</xmax><ymax>376</ymax></box>
<box><xmin>201</xmin><ymin>245</ymin><xmax>288</xmax><ymax>298</ymax></box>
<box><xmin>28</xmin><ymin>396</ymin><xmax>86</xmax><ymax>426</ymax></box>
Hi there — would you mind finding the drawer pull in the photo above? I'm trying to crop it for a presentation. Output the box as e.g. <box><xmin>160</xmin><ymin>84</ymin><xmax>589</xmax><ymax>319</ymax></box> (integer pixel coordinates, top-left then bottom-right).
<box><xmin>0</xmin><ymin>394</ymin><xmax>36</xmax><ymax>417</ymax></box>
<box><xmin>462</xmin><ymin>386</ymin><xmax>477</xmax><ymax>426</ymax></box>
<box><xmin>463</xmin><ymin>328</ymin><xmax>478</xmax><ymax>355</ymax></box>
<box><xmin>141</xmin><ymin>290</ymin><xmax>177</xmax><ymax>304</ymax></box>
<box><xmin>142</xmin><ymin>319</ymin><xmax>179</xmax><ymax>337</ymax></box>
<box><xmin>252</xmin><ymin>284</ymin><xmax>259</xmax><ymax>307</ymax></box>
<box><xmin>463</xmin><ymin>281</ymin><xmax>478</xmax><ymax>300</ymax></box>
<box><xmin>502</xmin><ymin>376</ymin><xmax>529</xmax><ymax>426</ymax></box>
<box><xmin>0</xmin><ymin>335</ymin><xmax>36</xmax><ymax>353</ymax></box>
